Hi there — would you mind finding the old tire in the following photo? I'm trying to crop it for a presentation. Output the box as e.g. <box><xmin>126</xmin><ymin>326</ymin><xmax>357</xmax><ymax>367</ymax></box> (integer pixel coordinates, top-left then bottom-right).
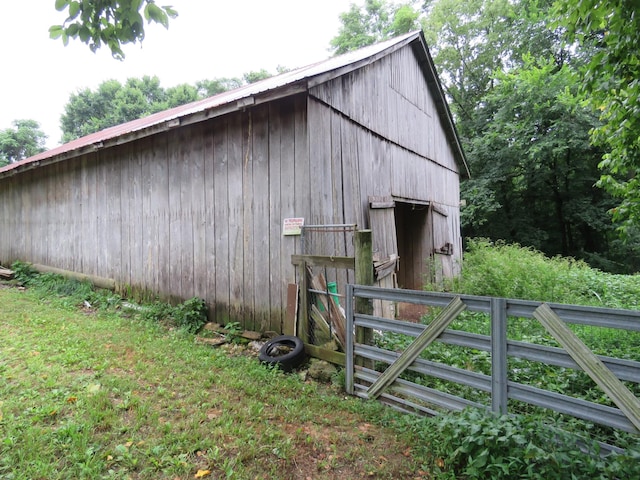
<box><xmin>258</xmin><ymin>335</ymin><xmax>306</xmax><ymax>372</ymax></box>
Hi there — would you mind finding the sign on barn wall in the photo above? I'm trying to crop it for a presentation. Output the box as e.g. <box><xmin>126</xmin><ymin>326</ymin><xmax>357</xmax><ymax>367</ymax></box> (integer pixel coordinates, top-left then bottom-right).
<box><xmin>283</xmin><ymin>217</ymin><xmax>305</xmax><ymax>236</ymax></box>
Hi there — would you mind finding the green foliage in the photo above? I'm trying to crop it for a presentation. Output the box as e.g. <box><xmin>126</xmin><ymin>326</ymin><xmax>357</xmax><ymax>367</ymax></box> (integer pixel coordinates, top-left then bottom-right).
<box><xmin>11</xmin><ymin>260</ymin><xmax>39</xmax><ymax>284</ymax></box>
<box><xmin>10</xmin><ymin>262</ymin><xmax>206</xmax><ymax>331</ymax></box>
<box><xmin>449</xmin><ymin>239</ymin><xmax>640</xmax><ymax>309</ymax></box>
<box><xmin>554</xmin><ymin>0</ymin><xmax>640</xmax><ymax>237</ymax></box>
<box><xmin>415</xmin><ymin>408</ymin><xmax>640</xmax><ymax>479</ymax></box>
<box><xmin>140</xmin><ymin>298</ymin><xmax>208</xmax><ymax>333</ymax></box>
<box><xmin>60</xmin><ymin>71</ymin><xmax>277</xmax><ymax>142</ymax></box>
<box><xmin>172</xmin><ymin>297</ymin><xmax>208</xmax><ymax>333</ymax></box>
<box><xmin>461</xmin><ymin>57</ymin><xmax>620</xmax><ymax>267</ymax></box>
<box><xmin>50</xmin><ymin>0</ymin><xmax>178</xmax><ymax>60</ymax></box>
<box><xmin>60</xmin><ymin>75</ymin><xmax>199</xmax><ymax>142</ymax></box>
<box><xmin>330</xmin><ymin>0</ymin><xmax>421</xmax><ymax>54</ymax></box>
<box><xmin>0</xmin><ymin>119</ymin><xmax>47</xmax><ymax>164</ymax></box>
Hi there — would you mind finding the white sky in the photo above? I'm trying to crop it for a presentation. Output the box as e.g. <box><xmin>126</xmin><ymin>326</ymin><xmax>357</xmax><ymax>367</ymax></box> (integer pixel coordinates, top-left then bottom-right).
<box><xmin>1</xmin><ymin>1</ymin><xmax>359</xmax><ymax>148</ymax></box>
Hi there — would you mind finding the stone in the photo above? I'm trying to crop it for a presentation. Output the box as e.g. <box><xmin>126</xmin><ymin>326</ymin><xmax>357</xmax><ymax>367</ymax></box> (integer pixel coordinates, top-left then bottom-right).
<box><xmin>307</xmin><ymin>359</ymin><xmax>338</xmax><ymax>383</ymax></box>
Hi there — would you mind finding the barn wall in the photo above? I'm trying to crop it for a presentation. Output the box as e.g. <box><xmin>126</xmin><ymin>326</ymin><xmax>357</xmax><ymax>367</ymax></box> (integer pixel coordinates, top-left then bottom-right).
<box><xmin>308</xmin><ymin>44</ymin><xmax>463</xmax><ymax>289</ymax></box>
<box><xmin>0</xmin><ymin>95</ymin><xmax>309</xmax><ymax>333</ymax></box>
<box><xmin>310</xmin><ymin>46</ymin><xmax>459</xmax><ymax>176</ymax></box>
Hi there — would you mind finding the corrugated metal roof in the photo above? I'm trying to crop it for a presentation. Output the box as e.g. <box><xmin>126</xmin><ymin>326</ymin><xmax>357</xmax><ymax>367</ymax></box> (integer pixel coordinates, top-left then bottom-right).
<box><xmin>0</xmin><ymin>31</ymin><xmax>468</xmax><ymax>178</ymax></box>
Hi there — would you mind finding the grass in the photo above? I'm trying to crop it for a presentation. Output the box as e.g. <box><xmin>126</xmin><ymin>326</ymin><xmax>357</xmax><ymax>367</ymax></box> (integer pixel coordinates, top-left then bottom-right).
<box><xmin>0</xmin><ymin>282</ymin><xmax>425</xmax><ymax>480</ymax></box>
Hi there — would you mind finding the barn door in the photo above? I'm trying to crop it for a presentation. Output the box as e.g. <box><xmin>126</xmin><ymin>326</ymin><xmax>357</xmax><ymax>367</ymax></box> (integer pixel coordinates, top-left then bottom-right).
<box><xmin>368</xmin><ymin>196</ymin><xmax>399</xmax><ymax>318</ymax></box>
<box><xmin>429</xmin><ymin>203</ymin><xmax>454</xmax><ymax>285</ymax></box>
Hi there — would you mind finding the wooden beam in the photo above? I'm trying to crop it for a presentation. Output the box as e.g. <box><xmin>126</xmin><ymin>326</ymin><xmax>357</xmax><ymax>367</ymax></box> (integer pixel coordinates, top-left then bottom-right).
<box><xmin>304</xmin><ymin>344</ymin><xmax>346</xmax><ymax>366</ymax></box>
<box><xmin>31</xmin><ymin>263</ymin><xmax>116</xmax><ymax>290</ymax></box>
<box><xmin>367</xmin><ymin>296</ymin><xmax>467</xmax><ymax>399</ymax></box>
<box><xmin>534</xmin><ymin>303</ymin><xmax>640</xmax><ymax>432</ymax></box>
<box><xmin>355</xmin><ymin>230</ymin><xmax>374</xmax><ymax>368</ymax></box>
<box><xmin>284</xmin><ymin>283</ymin><xmax>298</xmax><ymax>336</ymax></box>
<box><xmin>291</xmin><ymin>254</ymin><xmax>355</xmax><ymax>269</ymax></box>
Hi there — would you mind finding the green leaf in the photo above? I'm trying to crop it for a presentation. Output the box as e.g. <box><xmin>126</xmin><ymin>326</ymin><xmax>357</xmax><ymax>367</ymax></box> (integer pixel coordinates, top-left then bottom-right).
<box><xmin>66</xmin><ymin>23</ymin><xmax>80</xmax><ymax>37</ymax></box>
<box><xmin>78</xmin><ymin>26</ymin><xmax>91</xmax><ymax>43</ymax></box>
<box><xmin>144</xmin><ymin>3</ymin><xmax>169</xmax><ymax>28</ymax></box>
<box><xmin>55</xmin><ymin>0</ymin><xmax>69</xmax><ymax>12</ymax></box>
<box><xmin>49</xmin><ymin>25</ymin><xmax>64</xmax><ymax>39</ymax></box>
<box><xmin>68</xmin><ymin>1</ymin><xmax>80</xmax><ymax>19</ymax></box>
<box><xmin>162</xmin><ymin>5</ymin><xmax>178</xmax><ymax>19</ymax></box>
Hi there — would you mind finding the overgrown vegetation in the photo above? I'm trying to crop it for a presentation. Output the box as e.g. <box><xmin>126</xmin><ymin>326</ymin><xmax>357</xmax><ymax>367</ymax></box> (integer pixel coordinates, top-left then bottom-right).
<box><xmin>380</xmin><ymin>239</ymin><xmax>640</xmax><ymax>478</ymax></box>
<box><xmin>11</xmin><ymin>261</ymin><xmax>208</xmax><ymax>334</ymax></box>
<box><xmin>5</xmin><ymin>249</ymin><xmax>640</xmax><ymax>479</ymax></box>
<box><xmin>389</xmin><ymin>408</ymin><xmax>640</xmax><ymax>480</ymax></box>
<box><xmin>441</xmin><ymin>238</ymin><xmax>640</xmax><ymax>309</ymax></box>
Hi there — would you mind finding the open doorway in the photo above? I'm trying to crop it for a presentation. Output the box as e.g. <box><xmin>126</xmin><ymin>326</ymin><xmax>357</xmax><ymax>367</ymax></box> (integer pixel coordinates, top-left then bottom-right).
<box><xmin>394</xmin><ymin>200</ymin><xmax>431</xmax><ymax>290</ymax></box>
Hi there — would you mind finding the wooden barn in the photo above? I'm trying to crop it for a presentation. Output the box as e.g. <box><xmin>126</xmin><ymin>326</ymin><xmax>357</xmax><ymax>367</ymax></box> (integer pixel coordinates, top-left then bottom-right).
<box><xmin>0</xmin><ymin>31</ymin><xmax>468</xmax><ymax>334</ymax></box>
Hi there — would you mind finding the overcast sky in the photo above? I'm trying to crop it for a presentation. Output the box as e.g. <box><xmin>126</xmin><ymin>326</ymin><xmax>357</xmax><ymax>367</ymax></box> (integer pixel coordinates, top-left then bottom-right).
<box><xmin>2</xmin><ymin>1</ymin><xmax>359</xmax><ymax>148</ymax></box>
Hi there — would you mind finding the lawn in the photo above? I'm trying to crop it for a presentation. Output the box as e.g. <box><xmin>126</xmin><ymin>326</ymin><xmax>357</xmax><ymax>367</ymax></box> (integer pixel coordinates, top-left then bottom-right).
<box><xmin>0</xmin><ymin>283</ymin><xmax>425</xmax><ymax>479</ymax></box>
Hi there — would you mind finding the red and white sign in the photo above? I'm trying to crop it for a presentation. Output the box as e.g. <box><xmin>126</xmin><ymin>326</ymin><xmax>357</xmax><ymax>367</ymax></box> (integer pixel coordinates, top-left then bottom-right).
<box><xmin>282</xmin><ymin>217</ymin><xmax>304</xmax><ymax>236</ymax></box>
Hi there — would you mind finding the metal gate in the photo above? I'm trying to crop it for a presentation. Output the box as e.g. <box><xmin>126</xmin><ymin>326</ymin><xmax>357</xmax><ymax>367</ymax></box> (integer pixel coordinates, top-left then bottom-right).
<box><xmin>345</xmin><ymin>285</ymin><xmax>640</xmax><ymax>448</ymax></box>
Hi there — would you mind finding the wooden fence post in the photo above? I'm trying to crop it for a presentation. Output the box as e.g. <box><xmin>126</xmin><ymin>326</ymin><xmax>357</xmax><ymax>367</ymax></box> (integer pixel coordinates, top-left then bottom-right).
<box><xmin>298</xmin><ymin>259</ymin><xmax>309</xmax><ymax>344</ymax></box>
<box><xmin>355</xmin><ymin>230</ymin><xmax>373</xmax><ymax>367</ymax></box>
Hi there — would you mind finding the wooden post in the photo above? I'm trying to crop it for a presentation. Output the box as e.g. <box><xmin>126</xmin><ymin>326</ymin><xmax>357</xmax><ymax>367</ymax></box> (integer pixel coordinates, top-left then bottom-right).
<box><xmin>355</xmin><ymin>230</ymin><xmax>374</xmax><ymax>367</ymax></box>
<box><xmin>298</xmin><ymin>260</ymin><xmax>309</xmax><ymax>343</ymax></box>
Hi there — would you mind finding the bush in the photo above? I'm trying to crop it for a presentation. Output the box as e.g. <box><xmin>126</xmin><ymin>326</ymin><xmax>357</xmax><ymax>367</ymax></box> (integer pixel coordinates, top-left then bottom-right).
<box><xmin>11</xmin><ymin>260</ymin><xmax>38</xmax><ymax>285</ymax></box>
<box><xmin>415</xmin><ymin>408</ymin><xmax>640</xmax><ymax>479</ymax></box>
<box><xmin>173</xmin><ymin>297</ymin><xmax>208</xmax><ymax>333</ymax></box>
<box><xmin>444</xmin><ymin>238</ymin><xmax>640</xmax><ymax>309</ymax></box>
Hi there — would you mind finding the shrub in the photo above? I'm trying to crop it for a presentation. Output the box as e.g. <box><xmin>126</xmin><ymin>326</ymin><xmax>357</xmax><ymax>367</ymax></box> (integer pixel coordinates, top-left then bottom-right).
<box><xmin>442</xmin><ymin>238</ymin><xmax>640</xmax><ymax>309</ymax></box>
<box><xmin>173</xmin><ymin>297</ymin><xmax>208</xmax><ymax>333</ymax></box>
<box><xmin>416</xmin><ymin>408</ymin><xmax>640</xmax><ymax>479</ymax></box>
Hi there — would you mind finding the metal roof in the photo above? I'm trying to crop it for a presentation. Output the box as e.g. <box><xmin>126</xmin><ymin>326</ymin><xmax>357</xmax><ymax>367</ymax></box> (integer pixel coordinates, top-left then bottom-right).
<box><xmin>0</xmin><ymin>31</ymin><xmax>468</xmax><ymax>178</ymax></box>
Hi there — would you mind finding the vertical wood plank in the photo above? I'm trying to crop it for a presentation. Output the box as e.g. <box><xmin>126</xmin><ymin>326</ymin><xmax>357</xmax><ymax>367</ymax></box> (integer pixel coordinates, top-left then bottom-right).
<box><xmin>214</xmin><ymin>118</ymin><xmax>231</xmax><ymax>323</ymax></box>
<box><xmin>203</xmin><ymin>122</ymin><xmax>217</xmax><ymax>317</ymax></box>
<box><xmin>168</xmin><ymin>130</ymin><xmax>184</xmax><ymax>300</ymax></box>
<box><xmin>152</xmin><ymin>135</ymin><xmax>170</xmax><ymax>297</ymax></box>
<box><xmin>119</xmin><ymin>147</ymin><xmax>132</xmax><ymax>289</ymax></box>
<box><xmin>294</xmin><ymin>95</ymin><xmax>310</xmax><ymax>256</ymax></box>
<box><xmin>190</xmin><ymin>124</ymin><xmax>207</xmax><ymax>301</ymax></box>
<box><xmin>252</xmin><ymin>104</ymin><xmax>270</xmax><ymax>331</ymax></box>
<box><xmin>130</xmin><ymin>142</ymin><xmax>144</xmax><ymax>289</ymax></box>
<box><xmin>277</xmin><ymin>98</ymin><xmax>299</xmax><ymax>332</ymax></box>
<box><xmin>180</xmin><ymin>127</ymin><xmax>195</xmax><ymax>300</ymax></box>
<box><xmin>269</xmin><ymin>102</ymin><xmax>283</xmax><ymax>332</ymax></box>
<box><xmin>228</xmin><ymin>113</ymin><xmax>245</xmax><ymax>323</ymax></box>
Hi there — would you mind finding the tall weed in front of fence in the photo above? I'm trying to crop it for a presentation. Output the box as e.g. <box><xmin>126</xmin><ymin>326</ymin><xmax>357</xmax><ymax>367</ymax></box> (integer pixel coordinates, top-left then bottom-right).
<box><xmin>378</xmin><ymin>239</ymin><xmax>640</xmax><ymax>478</ymax></box>
<box><xmin>444</xmin><ymin>238</ymin><xmax>640</xmax><ymax>309</ymax></box>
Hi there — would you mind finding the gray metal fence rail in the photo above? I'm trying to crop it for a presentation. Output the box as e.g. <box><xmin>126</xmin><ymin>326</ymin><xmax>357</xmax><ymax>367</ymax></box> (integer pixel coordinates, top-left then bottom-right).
<box><xmin>345</xmin><ymin>285</ymin><xmax>640</xmax><ymax>434</ymax></box>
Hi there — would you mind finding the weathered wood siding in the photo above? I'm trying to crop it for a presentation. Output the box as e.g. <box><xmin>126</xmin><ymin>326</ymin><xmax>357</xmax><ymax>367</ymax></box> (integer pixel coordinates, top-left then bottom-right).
<box><xmin>0</xmin><ymin>40</ymin><xmax>464</xmax><ymax>329</ymax></box>
<box><xmin>0</xmin><ymin>95</ymin><xmax>310</xmax><ymax>332</ymax></box>
<box><xmin>308</xmin><ymin>45</ymin><xmax>463</xmax><ymax>288</ymax></box>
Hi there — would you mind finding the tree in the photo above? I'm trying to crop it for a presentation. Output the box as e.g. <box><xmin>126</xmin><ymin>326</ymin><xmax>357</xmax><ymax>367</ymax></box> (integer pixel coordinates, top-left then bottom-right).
<box><xmin>0</xmin><ymin>120</ymin><xmax>47</xmax><ymax>166</ymax></box>
<box><xmin>554</xmin><ymin>0</ymin><xmax>640</xmax><ymax>237</ymax></box>
<box><xmin>462</xmin><ymin>58</ymin><xmax>623</xmax><ymax>265</ymax></box>
<box><xmin>60</xmin><ymin>75</ymin><xmax>196</xmax><ymax>142</ymax></box>
<box><xmin>50</xmin><ymin>0</ymin><xmax>178</xmax><ymax>60</ymax></box>
<box><xmin>60</xmin><ymin>71</ymin><xmax>279</xmax><ymax>142</ymax></box>
<box><xmin>330</xmin><ymin>0</ymin><xmax>421</xmax><ymax>54</ymax></box>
